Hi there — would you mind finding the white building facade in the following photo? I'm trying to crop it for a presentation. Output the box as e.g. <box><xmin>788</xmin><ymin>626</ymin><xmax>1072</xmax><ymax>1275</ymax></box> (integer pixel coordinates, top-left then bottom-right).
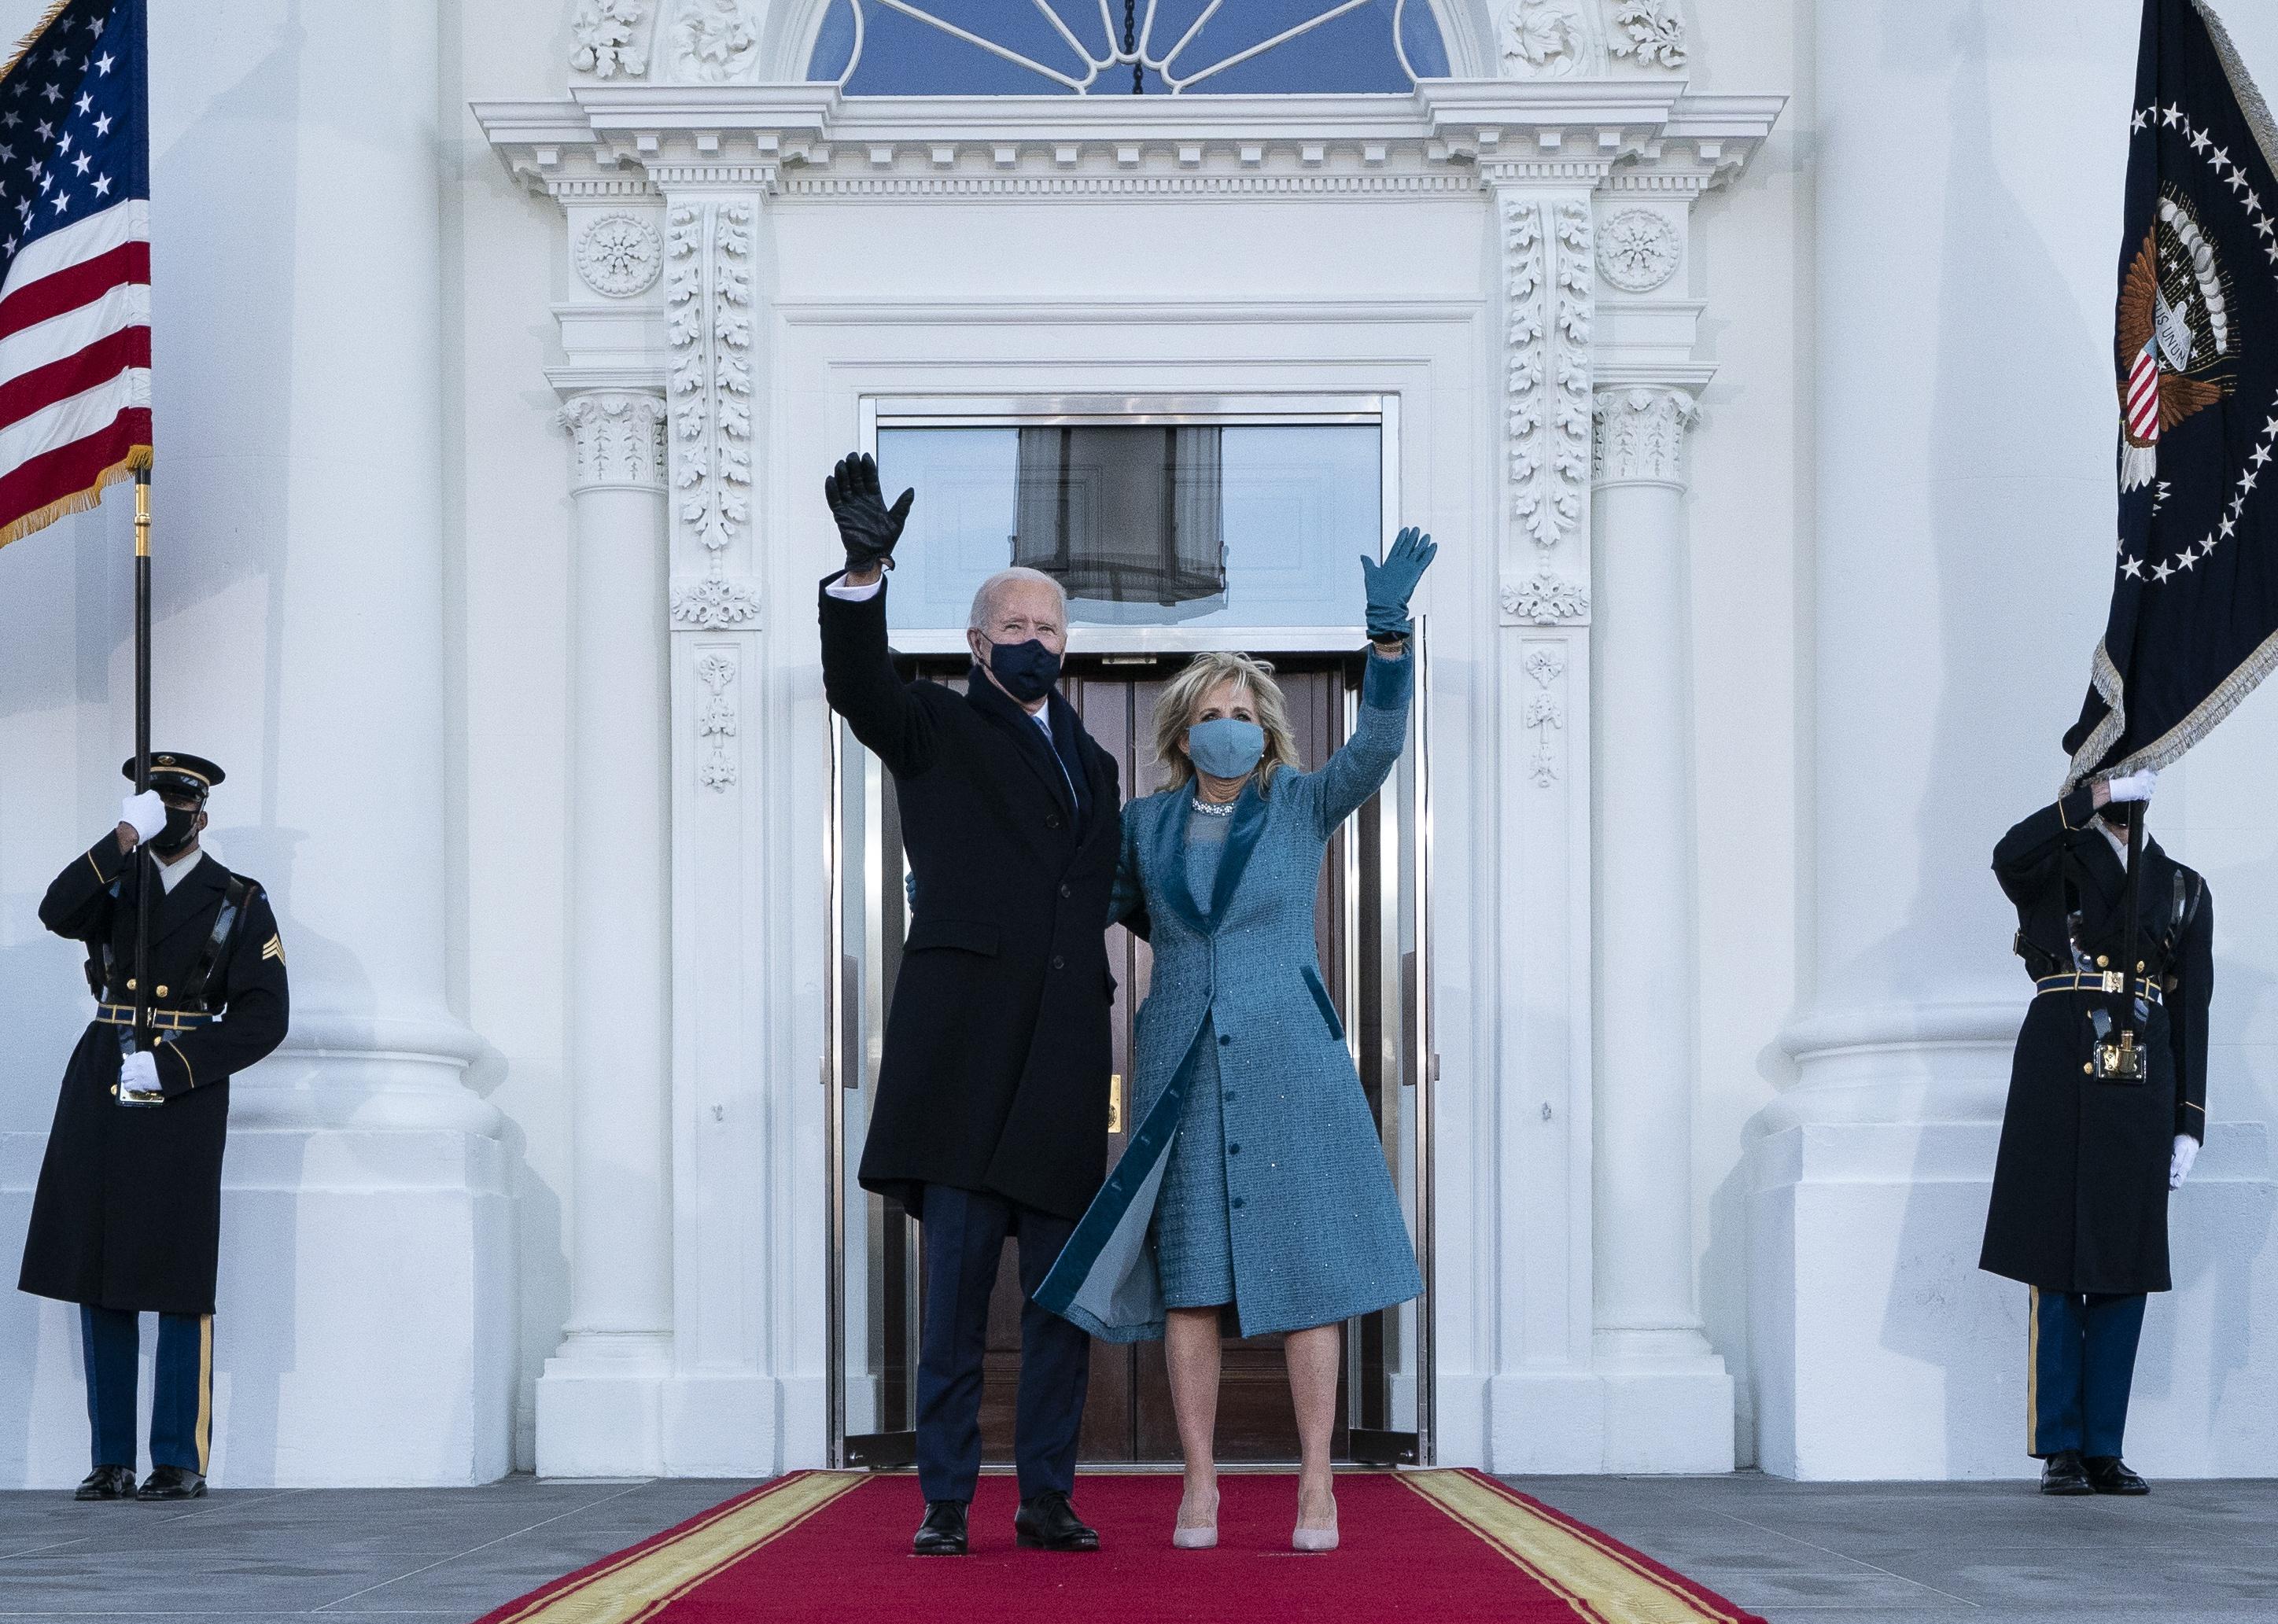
<box><xmin>1</xmin><ymin>0</ymin><xmax>2276</xmax><ymax>1486</ymax></box>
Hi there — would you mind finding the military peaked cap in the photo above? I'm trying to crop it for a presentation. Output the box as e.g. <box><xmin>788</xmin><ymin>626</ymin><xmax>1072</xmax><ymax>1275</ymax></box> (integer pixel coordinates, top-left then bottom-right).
<box><xmin>119</xmin><ymin>751</ymin><xmax>225</xmax><ymax>801</ymax></box>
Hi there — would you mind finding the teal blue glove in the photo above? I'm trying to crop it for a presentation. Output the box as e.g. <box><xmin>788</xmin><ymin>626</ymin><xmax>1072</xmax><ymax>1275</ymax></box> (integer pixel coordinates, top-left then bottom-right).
<box><xmin>1362</xmin><ymin>527</ymin><xmax>1436</xmax><ymax>642</ymax></box>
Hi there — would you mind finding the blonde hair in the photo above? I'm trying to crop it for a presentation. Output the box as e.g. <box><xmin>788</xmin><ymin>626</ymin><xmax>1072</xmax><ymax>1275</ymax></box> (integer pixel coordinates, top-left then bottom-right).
<box><xmin>1152</xmin><ymin>651</ymin><xmax>1302</xmax><ymax>796</ymax></box>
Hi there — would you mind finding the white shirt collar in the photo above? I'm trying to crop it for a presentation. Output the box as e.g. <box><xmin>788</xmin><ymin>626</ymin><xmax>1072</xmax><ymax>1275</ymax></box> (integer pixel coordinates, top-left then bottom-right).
<box><xmin>157</xmin><ymin>846</ymin><xmax>205</xmax><ymax>893</ymax></box>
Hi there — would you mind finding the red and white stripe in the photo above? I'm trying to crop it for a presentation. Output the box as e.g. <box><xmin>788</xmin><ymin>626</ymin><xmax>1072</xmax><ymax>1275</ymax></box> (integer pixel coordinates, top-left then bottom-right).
<box><xmin>0</xmin><ymin>197</ymin><xmax>149</xmax><ymax>547</ymax></box>
<box><xmin>2125</xmin><ymin>337</ymin><xmax>2162</xmax><ymax>446</ymax></box>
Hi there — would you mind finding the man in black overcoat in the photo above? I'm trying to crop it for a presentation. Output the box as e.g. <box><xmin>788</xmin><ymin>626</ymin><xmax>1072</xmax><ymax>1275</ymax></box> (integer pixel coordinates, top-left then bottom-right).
<box><xmin>1982</xmin><ymin>766</ymin><xmax>2209</xmax><ymax>1497</ymax></box>
<box><xmin>19</xmin><ymin>753</ymin><xmax>289</xmax><ymax>1501</ymax></box>
<box><xmin>818</xmin><ymin>452</ymin><xmax>1122</xmax><ymax>1556</ymax></box>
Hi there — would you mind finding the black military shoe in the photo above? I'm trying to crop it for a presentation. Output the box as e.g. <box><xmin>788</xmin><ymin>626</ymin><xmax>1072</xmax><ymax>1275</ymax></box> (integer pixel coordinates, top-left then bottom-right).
<box><xmin>1014</xmin><ymin>1490</ymin><xmax>1100</xmax><ymax>1552</ymax></box>
<box><xmin>2039</xmin><ymin>1450</ymin><xmax>2094</xmax><ymax>1495</ymax></box>
<box><xmin>912</xmin><ymin>1499</ymin><xmax>968</xmax><ymax>1556</ymax></box>
<box><xmin>135</xmin><ymin>1465</ymin><xmax>206</xmax><ymax>1501</ymax></box>
<box><xmin>2084</xmin><ymin>1456</ymin><xmax>2151</xmax><ymax>1496</ymax></box>
<box><xmin>72</xmin><ymin>1466</ymin><xmax>135</xmax><ymax>1501</ymax></box>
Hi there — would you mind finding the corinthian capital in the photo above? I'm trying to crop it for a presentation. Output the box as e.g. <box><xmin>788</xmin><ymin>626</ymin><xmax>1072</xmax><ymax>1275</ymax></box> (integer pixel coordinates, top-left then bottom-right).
<box><xmin>558</xmin><ymin>390</ymin><xmax>669</xmax><ymax>492</ymax></box>
<box><xmin>1592</xmin><ymin>386</ymin><xmax>1698</xmax><ymax>489</ymax></box>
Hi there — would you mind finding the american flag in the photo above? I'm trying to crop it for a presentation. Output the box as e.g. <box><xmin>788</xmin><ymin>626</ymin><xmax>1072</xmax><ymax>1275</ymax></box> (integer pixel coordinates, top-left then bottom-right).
<box><xmin>0</xmin><ymin>0</ymin><xmax>146</xmax><ymax>552</ymax></box>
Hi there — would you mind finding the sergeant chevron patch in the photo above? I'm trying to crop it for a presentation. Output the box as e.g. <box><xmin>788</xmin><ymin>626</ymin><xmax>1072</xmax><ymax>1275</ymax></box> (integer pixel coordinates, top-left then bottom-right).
<box><xmin>260</xmin><ymin>934</ymin><xmax>283</xmax><ymax>964</ymax></box>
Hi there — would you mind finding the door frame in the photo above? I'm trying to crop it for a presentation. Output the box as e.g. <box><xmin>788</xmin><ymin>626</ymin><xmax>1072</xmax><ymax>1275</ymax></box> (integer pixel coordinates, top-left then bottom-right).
<box><xmin>823</xmin><ymin>394</ymin><xmax>1435</xmax><ymax>1468</ymax></box>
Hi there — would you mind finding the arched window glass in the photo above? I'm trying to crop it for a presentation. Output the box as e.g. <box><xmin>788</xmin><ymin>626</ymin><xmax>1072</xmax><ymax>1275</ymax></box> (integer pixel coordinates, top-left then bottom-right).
<box><xmin>806</xmin><ymin>1</ymin><xmax>1450</xmax><ymax>95</ymax></box>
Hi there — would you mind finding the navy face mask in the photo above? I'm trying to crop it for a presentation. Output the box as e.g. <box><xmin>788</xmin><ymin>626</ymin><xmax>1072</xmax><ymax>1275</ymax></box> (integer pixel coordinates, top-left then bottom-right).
<box><xmin>986</xmin><ymin>637</ymin><xmax>1062</xmax><ymax>704</ymax></box>
<box><xmin>150</xmin><ymin>803</ymin><xmax>201</xmax><ymax>857</ymax></box>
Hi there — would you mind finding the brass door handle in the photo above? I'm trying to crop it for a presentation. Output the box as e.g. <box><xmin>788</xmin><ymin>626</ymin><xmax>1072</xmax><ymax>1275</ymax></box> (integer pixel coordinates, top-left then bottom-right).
<box><xmin>1108</xmin><ymin>1073</ymin><xmax>1123</xmax><ymax>1134</ymax></box>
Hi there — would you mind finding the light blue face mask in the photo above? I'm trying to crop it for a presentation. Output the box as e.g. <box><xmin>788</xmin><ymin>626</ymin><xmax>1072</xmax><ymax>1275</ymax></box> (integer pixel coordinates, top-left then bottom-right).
<box><xmin>1187</xmin><ymin>717</ymin><xmax>1266</xmax><ymax>780</ymax></box>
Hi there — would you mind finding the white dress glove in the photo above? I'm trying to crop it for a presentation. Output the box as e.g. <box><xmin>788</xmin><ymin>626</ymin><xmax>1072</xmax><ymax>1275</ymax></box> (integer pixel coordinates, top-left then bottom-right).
<box><xmin>2171</xmin><ymin>1133</ymin><xmax>2199</xmax><ymax>1189</ymax></box>
<box><xmin>2105</xmin><ymin>768</ymin><xmax>2159</xmax><ymax>805</ymax></box>
<box><xmin>120</xmin><ymin>789</ymin><xmax>165</xmax><ymax>845</ymax></box>
<box><xmin>119</xmin><ymin>1049</ymin><xmax>163</xmax><ymax>1103</ymax></box>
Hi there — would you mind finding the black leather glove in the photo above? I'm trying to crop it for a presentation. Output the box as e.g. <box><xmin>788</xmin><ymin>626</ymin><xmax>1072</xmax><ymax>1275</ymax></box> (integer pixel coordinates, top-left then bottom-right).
<box><xmin>824</xmin><ymin>451</ymin><xmax>914</xmax><ymax>576</ymax></box>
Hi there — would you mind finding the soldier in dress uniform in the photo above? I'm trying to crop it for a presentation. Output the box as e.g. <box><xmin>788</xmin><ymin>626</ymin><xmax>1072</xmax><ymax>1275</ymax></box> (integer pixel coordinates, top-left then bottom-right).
<box><xmin>1981</xmin><ymin>766</ymin><xmax>2209</xmax><ymax>1496</ymax></box>
<box><xmin>17</xmin><ymin>753</ymin><xmax>289</xmax><ymax>1501</ymax></box>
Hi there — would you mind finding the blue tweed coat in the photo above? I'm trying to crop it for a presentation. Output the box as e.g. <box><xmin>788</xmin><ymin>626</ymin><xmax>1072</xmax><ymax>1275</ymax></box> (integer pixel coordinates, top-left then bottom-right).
<box><xmin>1037</xmin><ymin>650</ymin><xmax>1423</xmax><ymax>1341</ymax></box>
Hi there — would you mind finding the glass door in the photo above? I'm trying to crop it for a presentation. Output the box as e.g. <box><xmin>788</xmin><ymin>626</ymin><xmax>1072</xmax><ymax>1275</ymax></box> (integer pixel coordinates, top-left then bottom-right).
<box><xmin>825</xmin><ymin>403</ymin><xmax>1430</xmax><ymax>1467</ymax></box>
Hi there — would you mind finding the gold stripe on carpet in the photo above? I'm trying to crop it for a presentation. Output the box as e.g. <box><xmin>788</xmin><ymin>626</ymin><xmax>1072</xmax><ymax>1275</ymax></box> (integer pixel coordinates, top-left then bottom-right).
<box><xmin>492</xmin><ymin>1471</ymin><xmax>865</xmax><ymax>1624</ymax></box>
<box><xmin>1402</xmin><ymin>1471</ymin><xmax>1746</xmax><ymax>1624</ymax></box>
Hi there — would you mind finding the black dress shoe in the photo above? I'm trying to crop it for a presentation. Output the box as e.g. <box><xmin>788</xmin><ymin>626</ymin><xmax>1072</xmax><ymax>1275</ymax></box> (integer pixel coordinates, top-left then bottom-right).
<box><xmin>912</xmin><ymin>1499</ymin><xmax>968</xmax><ymax>1556</ymax></box>
<box><xmin>2039</xmin><ymin>1449</ymin><xmax>2094</xmax><ymax>1495</ymax></box>
<box><xmin>1015</xmin><ymin>1490</ymin><xmax>1100</xmax><ymax>1552</ymax></box>
<box><xmin>135</xmin><ymin>1465</ymin><xmax>206</xmax><ymax>1501</ymax></box>
<box><xmin>72</xmin><ymin>1466</ymin><xmax>135</xmax><ymax>1501</ymax></box>
<box><xmin>2084</xmin><ymin>1456</ymin><xmax>2151</xmax><ymax>1496</ymax></box>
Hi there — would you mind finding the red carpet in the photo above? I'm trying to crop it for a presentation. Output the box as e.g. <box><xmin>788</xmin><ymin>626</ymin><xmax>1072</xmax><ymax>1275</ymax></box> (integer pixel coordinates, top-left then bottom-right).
<box><xmin>473</xmin><ymin>1469</ymin><xmax>1764</xmax><ymax>1624</ymax></box>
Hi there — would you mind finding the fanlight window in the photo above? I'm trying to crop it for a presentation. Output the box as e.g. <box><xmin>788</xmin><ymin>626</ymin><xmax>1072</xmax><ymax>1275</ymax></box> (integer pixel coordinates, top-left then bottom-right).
<box><xmin>808</xmin><ymin>0</ymin><xmax>1450</xmax><ymax>95</ymax></box>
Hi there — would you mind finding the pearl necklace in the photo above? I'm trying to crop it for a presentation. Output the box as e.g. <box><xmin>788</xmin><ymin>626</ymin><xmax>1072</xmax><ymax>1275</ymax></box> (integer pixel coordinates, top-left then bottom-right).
<box><xmin>1191</xmin><ymin>797</ymin><xmax>1236</xmax><ymax>818</ymax></box>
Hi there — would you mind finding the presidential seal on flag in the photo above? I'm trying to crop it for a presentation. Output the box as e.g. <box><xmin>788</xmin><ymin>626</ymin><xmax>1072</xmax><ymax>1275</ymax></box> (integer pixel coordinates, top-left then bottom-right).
<box><xmin>2066</xmin><ymin>0</ymin><xmax>2278</xmax><ymax>789</ymax></box>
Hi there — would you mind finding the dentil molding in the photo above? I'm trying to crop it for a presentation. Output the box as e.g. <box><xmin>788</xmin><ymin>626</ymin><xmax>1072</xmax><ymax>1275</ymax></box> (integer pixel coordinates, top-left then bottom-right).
<box><xmin>1592</xmin><ymin>385</ymin><xmax>1697</xmax><ymax>487</ymax></box>
<box><xmin>558</xmin><ymin>391</ymin><xmax>668</xmax><ymax>490</ymax></box>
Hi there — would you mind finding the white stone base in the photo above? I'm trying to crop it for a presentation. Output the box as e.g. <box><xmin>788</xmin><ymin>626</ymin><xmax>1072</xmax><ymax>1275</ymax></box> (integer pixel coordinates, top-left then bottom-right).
<box><xmin>1484</xmin><ymin>1362</ymin><xmax>1736</xmax><ymax>1474</ymax></box>
<box><xmin>536</xmin><ymin>1367</ymin><xmax>788</xmax><ymax>1479</ymax></box>
<box><xmin>1752</xmin><ymin>1118</ymin><xmax>2278</xmax><ymax>1479</ymax></box>
<box><xmin>0</xmin><ymin>1129</ymin><xmax>512</xmax><ymax>1488</ymax></box>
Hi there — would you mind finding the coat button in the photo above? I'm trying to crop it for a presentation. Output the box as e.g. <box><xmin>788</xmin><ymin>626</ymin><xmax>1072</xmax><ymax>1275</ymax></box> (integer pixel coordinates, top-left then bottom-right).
<box><xmin>156</xmin><ymin>985</ymin><xmax>168</xmax><ymax>998</ymax></box>
<box><xmin>1218</xmin><ymin>1033</ymin><xmax>1231</xmax><ymax>1046</ymax></box>
<box><xmin>1231</xmin><ymin>1198</ymin><xmax>1245</xmax><ymax>1210</ymax></box>
<box><xmin>1228</xmin><ymin>1143</ymin><xmax>1241</xmax><ymax>1155</ymax></box>
<box><xmin>1051</xmin><ymin>954</ymin><xmax>1066</xmax><ymax>970</ymax></box>
<box><xmin>125</xmin><ymin>978</ymin><xmax>135</xmax><ymax>991</ymax></box>
<box><xmin>1046</xmin><ymin>814</ymin><xmax>1063</xmax><ymax>829</ymax></box>
<box><xmin>2096</xmin><ymin>956</ymin><xmax>2109</xmax><ymax>968</ymax></box>
<box><xmin>110</xmin><ymin>1084</ymin><xmax>119</xmax><ymax>1096</ymax></box>
<box><xmin>2084</xmin><ymin>1062</ymin><xmax>2094</xmax><ymax>1075</ymax></box>
<box><xmin>1060</xmin><ymin>883</ymin><xmax>1073</xmax><ymax>899</ymax></box>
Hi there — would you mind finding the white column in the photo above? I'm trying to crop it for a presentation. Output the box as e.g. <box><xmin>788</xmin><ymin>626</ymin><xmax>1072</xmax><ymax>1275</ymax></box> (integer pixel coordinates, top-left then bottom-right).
<box><xmin>1589</xmin><ymin>385</ymin><xmax>1734</xmax><ymax>1472</ymax></box>
<box><xmin>535</xmin><ymin>392</ymin><xmax>675</xmax><ymax>1475</ymax></box>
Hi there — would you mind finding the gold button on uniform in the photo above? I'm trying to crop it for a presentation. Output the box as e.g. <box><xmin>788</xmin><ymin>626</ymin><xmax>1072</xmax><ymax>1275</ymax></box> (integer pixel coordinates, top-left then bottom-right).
<box><xmin>109</xmin><ymin>1084</ymin><xmax>119</xmax><ymax>1096</ymax></box>
<box><xmin>125</xmin><ymin>978</ymin><xmax>135</xmax><ymax>990</ymax></box>
<box><xmin>2096</xmin><ymin>956</ymin><xmax>2110</xmax><ymax>969</ymax></box>
<box><xmin>155</xmin><ymin>985</ymin><xmax>168</xmax><ymax>997</ymax></box>
<box><xmin>2083</xmin><ymin>1063</ymin><xmax>2094</xmax><ymax>1075</ymax></box>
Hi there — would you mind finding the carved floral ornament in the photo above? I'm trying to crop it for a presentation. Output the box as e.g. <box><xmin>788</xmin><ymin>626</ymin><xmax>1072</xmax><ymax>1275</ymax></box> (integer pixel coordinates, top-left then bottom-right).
<box><xmin>1502</xmin><ymin>569</ymin><xmax>1591</xmax><ymax>625</ymax></box>
<box><xmin>1500</xmin><ymin>0</ymin><xmax>1686</xmax><ymax>78</ymax></box>
<box><xmin>1593</xmin><ymin>386</ymin><xmax>1698</xmax><ymax>487</ymax></box>
<box><xmin>568</xmin><ymin>0</ymin><xmax>761</xmax><ymax>83</ymax></box>
<box><xmin>558</xmin><ymin>392</ymin><xmax>667</xmax><ymax>489</ymax></box>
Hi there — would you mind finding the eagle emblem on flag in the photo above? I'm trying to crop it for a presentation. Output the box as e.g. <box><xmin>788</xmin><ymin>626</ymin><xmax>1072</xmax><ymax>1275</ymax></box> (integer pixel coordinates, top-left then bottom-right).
<box><xmin>2116</xmin><ymin>192</ymin><xmax>2235</xmax><ymax>490</ymax></box>
<box><xmin>2065</xmin><ymin>0</ymin><xmax>2278</xmax><ymax>790</ymax></box>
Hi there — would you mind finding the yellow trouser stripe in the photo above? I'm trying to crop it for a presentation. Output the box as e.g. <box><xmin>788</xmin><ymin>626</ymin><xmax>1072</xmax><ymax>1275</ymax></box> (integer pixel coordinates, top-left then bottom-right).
<box><xmin>2026</xmin><ymin>1287</ymin><xmax>2041</xmax><ymax>1456</ymax></box>
<box><xmin>196</xmin><ymin>1315</ymin><xmax>212</xmax><ymax>1475</ymax></box>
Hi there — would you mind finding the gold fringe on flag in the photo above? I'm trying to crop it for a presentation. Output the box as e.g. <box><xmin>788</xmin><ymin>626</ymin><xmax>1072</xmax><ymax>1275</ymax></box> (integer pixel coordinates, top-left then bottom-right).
<box><xmin>0</xmin><ymin>0</ymin><xmax>76</xmax><ymax>87</ymax></box>
<box><xmin>0</xmin><ymin>442</ymin><xmax>151</xmax><ymax>552</ymax></box>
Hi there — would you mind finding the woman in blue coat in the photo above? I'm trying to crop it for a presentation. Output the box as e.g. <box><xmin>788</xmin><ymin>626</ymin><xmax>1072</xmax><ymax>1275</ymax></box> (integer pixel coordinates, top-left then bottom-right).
<box><xmin>1038</xmin><ymin>529</ymin><xmax>1434</xmax><ymax>1553</ymax></box>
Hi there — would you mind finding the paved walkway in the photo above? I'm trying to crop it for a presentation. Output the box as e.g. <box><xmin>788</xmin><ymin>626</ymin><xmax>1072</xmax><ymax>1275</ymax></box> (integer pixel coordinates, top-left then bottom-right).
<box><xmin>0</xmin><ymin>1471</ymin><xmax>2269</xmax><ymax>1620</ymax></box>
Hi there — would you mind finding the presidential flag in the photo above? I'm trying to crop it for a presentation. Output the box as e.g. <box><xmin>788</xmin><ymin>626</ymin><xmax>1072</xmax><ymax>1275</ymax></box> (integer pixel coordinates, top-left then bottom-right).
<box><xmin>0</xmin><ymin>0</ymin><xmax>147</xmax><ymax>552</ymax></box>
<box><xmin>2066</xmin><ymin>0</ymin><xmax>2278</xmax><ymax>787</ymax></box>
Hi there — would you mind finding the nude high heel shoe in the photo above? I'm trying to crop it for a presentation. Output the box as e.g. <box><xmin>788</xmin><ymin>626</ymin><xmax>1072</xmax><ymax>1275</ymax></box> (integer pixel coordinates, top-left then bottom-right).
<box><xmin>1292</xmin><ymin>1492</ymin><xmax>1338</xmax><ymax>1552</ymax></box>
<box><xmin>1172</xmin><ymin>1488</ymin><xmax>1220</xmax><ymax>1549</ymax></box>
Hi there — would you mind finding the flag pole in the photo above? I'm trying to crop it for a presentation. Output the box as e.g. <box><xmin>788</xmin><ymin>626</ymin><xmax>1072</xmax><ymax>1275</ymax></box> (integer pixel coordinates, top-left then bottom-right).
<box><xmin>131</xmin><ymin>467</ymin><xmax>152</xmax><ymax>1056</ymax></box>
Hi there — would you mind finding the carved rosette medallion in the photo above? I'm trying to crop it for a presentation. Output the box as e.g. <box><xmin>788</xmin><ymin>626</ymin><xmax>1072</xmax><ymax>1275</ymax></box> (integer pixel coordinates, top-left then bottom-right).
<box><xmin>558</xmin><ymin>392</ymin><xmax>667</xmax><ymax>490</ymax></box>
<box><xmin>577</xmin><ymin>212</ymin><xmax>664</xmax><ymax>298</ymax></box>
<box><xmin>1597</xmin><ymin>208</ymin><xmax>1680</xmax><ymax>293</ymax></box>
<box><xmin>671</xmin><ymin>575</ymin><xmax>762</xmax><ymax>628</ymax></box>
<box><xmin>1593</xmin><ymin>387</ymin><xmax>1699</xmax><ymax>488</ymax></box>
